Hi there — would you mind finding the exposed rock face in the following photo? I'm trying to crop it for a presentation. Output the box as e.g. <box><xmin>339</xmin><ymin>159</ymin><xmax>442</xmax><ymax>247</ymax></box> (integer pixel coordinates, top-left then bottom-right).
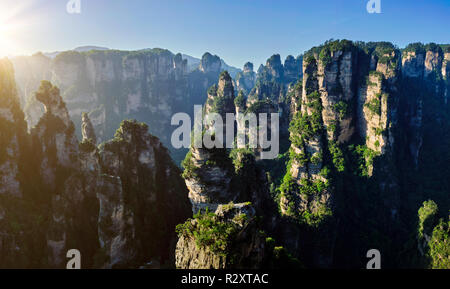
<box><xmin>243</xmin><ymin>62</ymin><xmax>253</xmax><ymax>73</ymax></box>
<box><xmin>30</xmin><ymin>81</ymin><xmax>99</xmax><ymax>268</ymax></box>
<box><xmin>98</xmin><ymin>120</ymin><xmax>192</xmax><ymax>267</ymax></box>
<box><xmin>359</xmin><ymin>49</ymin><xmax>400</xmax><ymax>162</ymax></box>
<box><xmin>81</xmin><ymin>112</ymin><xmax>97</xmax><ymax>143</ymax></box>
<box><xmin>32</xmin><ymin>81</ymin><xmax>79</xmax><ymax>190</ymax></box>
<box><xmin>11</xmin><ymin>49</ymin><xmax>223</xmax><ymax>164</ymax></box>
<box><xmin>0</xmin><ymin>63</ymin><xmax>191</xmax><ymax>268</ymax></box>
<box><xmin>184</xmin><ymin>72</ymin><xmax>237</xmax><ymax>213</ymax></box>
<box><xmin>96</xmin><ymin>174</ymin><xmax>137</xmax><ymax>268</ymax></box>
<box><xmin>275</xmin><ymin>41</ymin><xmax>450</xmax><ymax>268</ymax></box>
<box><xmin>281</xmin><ymin>44</ymin><xmax>361</xmax><ymax>224</ymax></box>
<box><xmin>3</xmin><ymin>41</ymin><xmax>450</xmax><ymax>270</ymax></box>
<box><xmin>0</xmin><ymin>59</ymin><xmax>29</xmax><ymax>268</ymax></box>
<box><xmin>244</xmin><ymin>54</ymin><xmax>303</xmax><ymax>161</ymax></box>
<box><xmin>175</xmin><ymin>203</ymin><xmax>265</xmax><ymax>269</ymax></box>
<box><xmin>424</xmin><ymin>50</ymin><xmax>443</xmax><ymax>79</ymax></box>
<box><xmin>444</xmin><ymin>51</ymin><xmax>450</xmax><ymax>103</ymax></box>
<box><xmin>176</xmin><ymin>68</ymin><xmax>278</xmax><ymax>269</ymax></box>
<box><xmin>401</xmin><ymin>46</ymin><xmax>427</xmax><ymax>167</ymax></box>
<box><xmin>278</xmin><ymin>41</ymin><xmax>403</xmax><ymax>266</ymax></box>
<box><xmin>200</xmin><ymin>52</ymin><xmax>222</xmax><ymax>74</ymax></box>
<box><xmin>284</xmin><ymin>55</ymin><xmax>303</xmax><ymax>84</ymax></box>
<box><xmin>235</xmin><ymin>62</ymin><xmax>256</xmax><ymax>94</ymax></box>
<box><xmin>402</xmin><ymin>51</ymin><xmax>425</xmax><ymax>78</ymax></box>
<box><xmin>263</xmin><ymin>54</ymin><xmax>284</xmax><ymax>82</ymax></box>
<box><xmin>0</xmin><ymin>59</ymin><xmax>26</xmax><ymax>197</ymax></box>
<box><xmin>10</xmin><ymin>52</ymin><xmax>52</xmax><ymax>107</ymax></box>
<box><xmin>400</xmin><ymin>44</ymin><xmax>448</xmax><ymax>168</ymax></box>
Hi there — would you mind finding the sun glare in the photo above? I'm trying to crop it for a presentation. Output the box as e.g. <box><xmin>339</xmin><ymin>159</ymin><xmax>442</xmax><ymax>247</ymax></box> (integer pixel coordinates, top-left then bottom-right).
<box><xmin>0</xmin><ymin>0</ymin><xmax>36</xmax><ymax>57</ymax></box>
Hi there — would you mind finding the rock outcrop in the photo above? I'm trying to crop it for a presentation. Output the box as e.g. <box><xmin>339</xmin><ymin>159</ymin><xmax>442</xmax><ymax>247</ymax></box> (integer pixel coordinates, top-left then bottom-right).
<box><xmin>81</xmin><ymin>112</ymin><xmax>97</xmax><ymax>143</ymax></box>
<box><xmin>0</xmin><ymin>63</ymin><xmax>191</xmax><ymax>268</ymax></box>
<box><xmin>0</xmin><ymin>59</ymin><xmax>29</xmax><ymax>268</ymax></box>
<box><xmin>98</xmin><ymin>119</ymin><xmax>192</xmax><ymax>267</ymax></box>
<box><xmin>11</xmin><ymin>49</ymin><xmax>225</xmax><ymax>165</ymax></box>
<box><xmin>0</xmin><ymin>59</ymin><xmax>27</xmax><ymax>197</ymax></box>
<box><xmin>177</xmin><ymin>71</ymin><xmax>274</xmax><ymax>269</ymax></box>
<box><xmin>175</xmin><ymin>203</ymin><xmax>265</xmax><ymax>269</ymax></box>
<box><xmin>183</xmin><ymin>72</ymin><xmax>237</xmax><ymax>213</ymax></box>
<box><xmin>199</xmin><ymin>53</ymin><xmax>222</xmax><ymax>74</ymax></box>
<box><xmin>235</xmin><ymin>62</ymin><xmax>257</xmax><ymax>94</ymax></box>
<box><xmin>2</xmin><ymin>40</ymin><xmax>450</xmax><ymax>269</ymax></box>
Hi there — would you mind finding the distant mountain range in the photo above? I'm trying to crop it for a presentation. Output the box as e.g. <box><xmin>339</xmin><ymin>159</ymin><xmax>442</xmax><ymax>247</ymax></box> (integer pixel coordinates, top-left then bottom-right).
<box><xmin>40</xmin><ymin>46</ymin><xmax>241</xmax><ymax>78</ymax></box>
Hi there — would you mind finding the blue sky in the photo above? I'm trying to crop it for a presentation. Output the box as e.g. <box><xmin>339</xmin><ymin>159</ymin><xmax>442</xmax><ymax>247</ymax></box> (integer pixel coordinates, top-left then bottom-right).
<box><xmin>1</xmin><ymin>0</ymin><xmax>449</xmax><ymax>68</ymax></box>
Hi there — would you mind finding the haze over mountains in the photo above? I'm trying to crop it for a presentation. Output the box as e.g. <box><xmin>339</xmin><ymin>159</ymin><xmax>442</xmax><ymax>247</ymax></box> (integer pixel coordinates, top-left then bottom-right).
<box><xmin>8</xmin><ymin>46</ymin><xmax>277</xmax><ymax>164</ymax></box>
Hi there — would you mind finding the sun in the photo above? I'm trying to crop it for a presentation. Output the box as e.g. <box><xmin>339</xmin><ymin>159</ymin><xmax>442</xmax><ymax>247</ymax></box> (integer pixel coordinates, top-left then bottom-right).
<box><xmin>0</xmin><ymin>0</ymin><xmax>36</xmax><ymax>57</ymax></box>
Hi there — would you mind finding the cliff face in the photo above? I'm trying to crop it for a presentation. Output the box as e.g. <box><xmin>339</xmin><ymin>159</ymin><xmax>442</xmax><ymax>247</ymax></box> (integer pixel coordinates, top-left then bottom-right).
<box><xmin>11</xmin><ymin>49</ymin><xmax>227</xmax><ymax>164</ymax></box>
<box><xmin>183</xmin><ymin>72</ymin><xmax>237</xmax><ymax>213</ymax></box>
<box><xmin>2</xmin><ymin>41</ymin><xmax>450</xmax><ymax>269</ymax></box>
<box><xmin>276</xmin><ymin>41</ymin><xmax>450</xmax><ymax>268</ymax></box>
<box><xmin>98</xmin><ymin>120</ymin><xmax>191</xmax><ymax>267</ymax></box>
<box><xmin>0</xmin><ymin>59</ymin><xmax>30</xmax><ymax>267</ymax></box>
<box><xmin>0</xmin><ymin>59</ymin><xmax>27</xmax><ymax>197</ymax></box>
<box><xmin>175</xmin><ymin>203</ymin><xmax>265</xmax><ymax>269</ymax></box>
<box><xmin>0</xmin><ymin>60</ymin><xmax>191</xmax><ymax>268</ymax></box>
<box><xmin>176</xmin><ymin>71</ymin><xmax>275</xmax><ymax>269</ymax></box>
<box><xmin>235</xmin><ymin>62</ymin><xmax>256</xmax><ymax>94</ymax></box>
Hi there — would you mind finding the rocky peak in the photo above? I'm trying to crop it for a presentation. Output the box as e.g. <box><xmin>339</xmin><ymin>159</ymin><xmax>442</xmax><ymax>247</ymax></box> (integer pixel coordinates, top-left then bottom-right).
<box><xmin>424</xmin><ymin>44</ymin><xmax>443</xmax><ymax>78</ymax></box>
<box><xmin>284</xmin><ymin>55</ymin><xmax>302</xmax><ymax>84</ymax></box>
<box><xmin>402</xmin><ymin>43</ymin><xmax>426</xmax><ymax>78</ymax></box>
<box><xmin>243</xmin><ymin>62</ymin><xmax>254</xmax><ymax>73</ymax></box>
<box><xmin>205</xmin><ymin>71</ymin><xmax>236</xmax><ymax>117</ymax></box>
<box><xmin>264</xmin><ymin>54</ymin><xmax>284</xmax><ymax>81</ymax></box>
<box><xmin>200</xmin><ymin>52</ymin><xmax>222</xmax><ymax>73</ymax></box>
<box><xmin>35</xmin><ymin>80</ymin><xmax>72</xmax><ymax>126</ymax></box>
<box><xmin>217</xmin><ymin>71</ymin><xmax>234</xmax><ymax>99</ymax></box>
<box><xmin>173</xmin><ymin>53</ymin><xmax>187</xmax><ymax>70</ymax></box>
<box><xmin>98</xmin><ymin>119</ymin><xmax>191</xmax><ymax>267</ymax></box>
<box><xmin>81</xmin><ymin>112</ymin><xmax>97</xmax><ymax>144</ymax></box>
<box><xmin>236</xmin><ymin>63</ymin><xmax>256</xmax><ymax>94</ymax></box>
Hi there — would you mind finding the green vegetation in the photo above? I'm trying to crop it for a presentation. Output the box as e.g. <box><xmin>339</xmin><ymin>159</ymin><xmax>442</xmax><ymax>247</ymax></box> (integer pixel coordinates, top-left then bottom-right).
<box><xmin>329</xmin><ymin>141</ymin><xmax>345</xmax><ymax>172</ymax></box>
<box><xmin>333</xmin><ymin>101</ymin><xmax>349</xmax><ymax>119</ymax></box>
<box><xmin>319</xmin><ymin>47</ymin><xmax>332</xmax><ymax>67</ymax></box>
<box><xmin>298</xmin><ymin>178</ymin><xmax>329</xmax><ymax>196</ymax></box>
<box><xmin>301</xmin><ymin>202</ymin><xmax>333</xmax><ymax>227</ymax></box>
<box><xmin>425</xmin><ymin>43</ymin><xmax>443</xmax><ymax>54</ymax></box>
<box><xmin>310</xmin><ymin>152</ymin><xmax>323</xmax><ymax>165</ymax></box>
<box><xmin>417</xmin><ymin>201</ymin><xmax>449</xmax><ymax>269</ymax></box>
<box><xmin>428</xmin><ymin>219</ymin><xmax>449</xmax><ymax>269</ymax></box>
<box><xmin>418</xmin><ymin>200</ymin><xmax>439</xmax><ymax>239</ymax></box>
<box><xmin>207</xmin><ymin>84</ymin><xmax>218</xmax><ymax>96</ymax></box>
<box><xmin>229</xmin><ymin>148</ymin><xmax>255</xmax><ymax>173</ymax></box>
<box><xmin>369</xmin><ymin>70</ymin><xmax>384</xmax><ymax>79</ymax></box>
<box><xmin>234</xmin><ymin>91</ymin><xmax>246</xmax><ymax>108</ymax></box>
<box><xmin>352</xmin><ymin>145</ymin><xmax>380</xmax><ymax>177</ymax></box>
<box><xmin>365</xmin><ymin>95</ymin><xmax>382</xmax><ymax>115</ymax></box>
<box><xmin>403</xmin><ymin>43</ymin><xmax>426</xmax><ymax>54</ymax></box>
<box><xmin>289</xmin><ymin>94</ymin><xmax>323</xmax><ymax>143</ymax></box>
<box><xmin>176</xmin><ymin>209</ymin><xmax>237</xmax><ymax>256</ymax></box>
<box><xmin>79</xmin><ymin>139</ymin><xmax>96</xmax><ymax>153</ymax></box>
<box><xmin>245</xmin><ymin>99</ymin><xmax>275</xmax><ymax>114</ymax></box>
<box><xmin>181</xmin><ymin>150</ymin><xmax>198</xmax><ymax>179</ymax></box>
<box><xmin>264</xmin><ymin>237</ymin><xmax>303</xmax><ymax>269</ymax></box>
